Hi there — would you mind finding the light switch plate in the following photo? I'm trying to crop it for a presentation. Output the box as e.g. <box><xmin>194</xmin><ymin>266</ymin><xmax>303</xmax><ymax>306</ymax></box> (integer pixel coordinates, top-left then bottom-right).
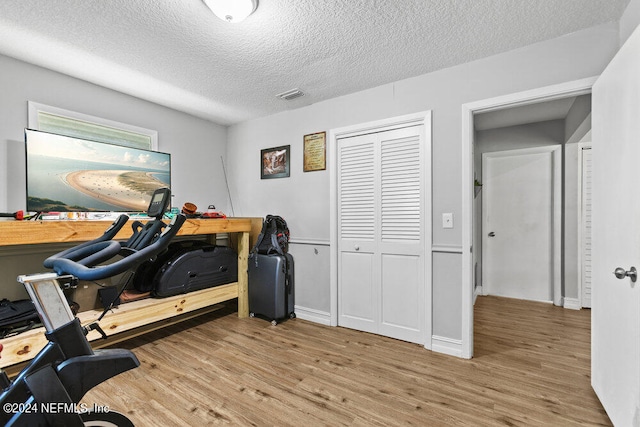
<box><xmin>442</xmin><ymin>213</ymin><xmax>454</xmax><ymax>229</ymax></box>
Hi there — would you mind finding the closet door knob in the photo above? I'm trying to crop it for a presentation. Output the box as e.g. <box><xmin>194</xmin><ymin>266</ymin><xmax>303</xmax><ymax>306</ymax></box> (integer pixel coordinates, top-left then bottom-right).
<box><xmin>488</xmin><ymin>232</ymin><xmax>495</xmax><ymax>237</ymax></box>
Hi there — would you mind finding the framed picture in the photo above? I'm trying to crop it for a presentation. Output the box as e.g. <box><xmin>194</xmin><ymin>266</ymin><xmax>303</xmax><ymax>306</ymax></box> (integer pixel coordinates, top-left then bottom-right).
<box><xmin>303</xmin><ymin>131</ymin><xmax>326</xmax><ymax>172</ymax></box>
<box><xmin>261</xmin><ymin>145</ymin><xmax>290</xmax><ymax>179</ymax></box>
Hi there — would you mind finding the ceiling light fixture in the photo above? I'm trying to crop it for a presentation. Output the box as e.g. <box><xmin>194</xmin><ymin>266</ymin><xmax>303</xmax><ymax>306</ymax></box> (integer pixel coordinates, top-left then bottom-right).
<box><xmin>203</xmin><ymin>0</ymin><xmax>258</xmax><ymax>23</ymax></box>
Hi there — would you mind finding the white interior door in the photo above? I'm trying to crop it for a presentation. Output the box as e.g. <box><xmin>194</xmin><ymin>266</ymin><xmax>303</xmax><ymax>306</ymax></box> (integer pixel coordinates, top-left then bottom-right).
<box><xmin>591</xmin><ymin>26</ymin><xmax>640</xmax><ymax>426</ymax></box>
<box><xmin>482</xmin><ymin>146</ymin><xmax>559</xmax><ymax>303</ymax></box>
<box><xmin>338</xmin><ymin>125</ymin><xmax>426</xmax><ymax>344</ymax></box>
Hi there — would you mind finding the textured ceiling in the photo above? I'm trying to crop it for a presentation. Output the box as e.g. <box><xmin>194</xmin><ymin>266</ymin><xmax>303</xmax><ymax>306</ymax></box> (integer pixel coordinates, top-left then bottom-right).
<box><xmin>0</xmin><ymin>0</ymin><xmax>630</xmax><ymax>125</ymax></box>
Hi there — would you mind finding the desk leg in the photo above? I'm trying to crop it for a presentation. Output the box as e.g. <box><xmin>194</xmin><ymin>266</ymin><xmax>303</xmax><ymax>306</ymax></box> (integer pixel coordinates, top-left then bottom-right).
<box><xmin>237</xmin><ymin>231</ymin><xmax>249</xmax><ymax>318</ymax></box>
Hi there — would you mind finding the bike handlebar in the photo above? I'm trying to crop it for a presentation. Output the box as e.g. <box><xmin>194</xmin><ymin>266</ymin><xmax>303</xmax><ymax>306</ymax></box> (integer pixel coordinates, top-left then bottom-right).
<box><xmin>43</xmin><ymin>214</ymin><xmax>130</xmax><ymax>270</ymax></box>
<box><xmin>46</xmin><ymin>214</ymin><xmax>186</xmax><ymax>281</ymax></box>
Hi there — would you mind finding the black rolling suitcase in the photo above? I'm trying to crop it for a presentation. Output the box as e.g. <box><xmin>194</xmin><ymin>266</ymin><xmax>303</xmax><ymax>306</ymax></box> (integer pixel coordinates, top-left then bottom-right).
<box><xmin>248</xmin><ymin>252</ymin><xmax>295</xmax><ymax>325</ymax></box>
<box><xmin>133</xmin><ymin>240</ymin><xmax>238</xmax><ymax>297</ymax></box>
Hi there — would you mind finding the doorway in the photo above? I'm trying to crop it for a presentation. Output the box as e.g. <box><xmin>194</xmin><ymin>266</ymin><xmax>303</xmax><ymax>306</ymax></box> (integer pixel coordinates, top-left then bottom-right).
<box><xmin>460</xmin><ymin>77</ymin><xmax>596</xmax><ymax>359</ymax></box>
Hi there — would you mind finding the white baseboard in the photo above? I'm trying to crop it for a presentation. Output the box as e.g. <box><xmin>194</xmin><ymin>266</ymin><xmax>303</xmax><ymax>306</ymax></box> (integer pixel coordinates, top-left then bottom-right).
<box><xmin>294</xmin><ymin>306</ymin><xmax>331</xmax><ymax>326</ymax></box>
<box><xmin>473</xmin><ymin>286</ymin><xmax>483</xmax><ymax>305</ymax></box>
<box><xmin>563</xmin><ymin>297</ymin><xmax>581</xmax><ymax>310</ymax></box>
<box><xmin>431</xmin><ymin>335</ymin><xmax>463</xmax><ymax>358</ymax></box>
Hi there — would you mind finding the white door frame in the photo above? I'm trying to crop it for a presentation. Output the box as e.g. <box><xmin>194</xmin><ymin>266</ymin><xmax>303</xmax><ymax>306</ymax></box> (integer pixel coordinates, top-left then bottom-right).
<box><xmin>482</xmin><ymin>145</ymin><xmax>562</xmax><ymax>302</ymax></box>
<box><xmin>461</xmin><ymin>77</ymin><xmax>597</xmax><ymax>359</ymax></box>
<box><xmin>329</xmin><ymin>111</ymin><xmax>432</xmax><ymax>349</ymax></box>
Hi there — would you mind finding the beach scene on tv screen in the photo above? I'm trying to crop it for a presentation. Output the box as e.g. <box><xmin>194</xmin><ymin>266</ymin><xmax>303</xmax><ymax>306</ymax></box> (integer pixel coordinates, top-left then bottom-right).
<box><xmin>26</xmin><ymin>130</ymin><xmax>171</xmax><ymax>212</ymax></box>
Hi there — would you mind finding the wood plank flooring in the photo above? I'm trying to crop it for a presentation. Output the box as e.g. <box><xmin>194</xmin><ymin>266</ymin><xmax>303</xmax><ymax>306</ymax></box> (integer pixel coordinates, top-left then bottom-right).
<box><xmin>83</xmin><ymin>296</ymin><xmax>611</xmax><ymax>426</ymax></box>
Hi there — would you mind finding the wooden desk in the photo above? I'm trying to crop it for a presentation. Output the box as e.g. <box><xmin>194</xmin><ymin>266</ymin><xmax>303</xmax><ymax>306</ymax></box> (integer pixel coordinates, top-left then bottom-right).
<box><xmin>0</xmin><ymin>217</ymin><xmax>262</xmax><ymax>370</ymax></box>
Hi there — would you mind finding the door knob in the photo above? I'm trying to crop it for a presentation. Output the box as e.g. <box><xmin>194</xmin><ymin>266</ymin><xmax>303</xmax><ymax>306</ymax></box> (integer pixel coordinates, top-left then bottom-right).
<box><xmin>488</xmin><ymin>232</ymin><xmax>495</xmax><ymax>237</ymax></box>
<box><xmin>614</xmin><ymin>266</ymin><xmax>637</xmax><ymax>282</ymax></box>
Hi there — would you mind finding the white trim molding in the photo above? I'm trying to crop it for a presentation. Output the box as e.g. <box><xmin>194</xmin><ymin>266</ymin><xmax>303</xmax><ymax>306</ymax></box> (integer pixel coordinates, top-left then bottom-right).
<box><xmin>289</xmin><ymin>239</ymin><xmax>331</xmax><ymax>246</ymax></box>
<box><xmin>294</xmin><ymin>306</ymin><xmax>331</xmax><ymax>325</ymax></box>
<box><xmin>563</xmin><ymin>298</ymin><xmax>581</xmax><ymax>310</ymax></box>
<box><xmin>431</xmin><ymin>335</ymin><xmax>463</xmax><ymax>358</ymax></box>
<box><xmin>432</xmin><ymin>245</ymin><xmax>464</xmax><ymax>254</ymax></box>
<box><xmin>473</xmin><ymin>285</ymin><xmax>483</xmax><ymax>305</ymax></box>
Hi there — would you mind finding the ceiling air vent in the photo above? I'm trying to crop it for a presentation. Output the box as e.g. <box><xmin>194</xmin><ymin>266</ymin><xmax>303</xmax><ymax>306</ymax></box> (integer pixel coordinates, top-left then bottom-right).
<box><xmin>276</xmin><ymin>88</ymin><xmax>304</xmax><ymax>101</ymax></box>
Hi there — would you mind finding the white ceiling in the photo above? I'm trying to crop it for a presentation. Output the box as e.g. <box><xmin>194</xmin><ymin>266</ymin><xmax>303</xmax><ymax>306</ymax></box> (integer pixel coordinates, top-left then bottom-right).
<box><xmin>0</xmin><ymin>0</ymin><xmax>629</xmax><ymax>125</ymax></box>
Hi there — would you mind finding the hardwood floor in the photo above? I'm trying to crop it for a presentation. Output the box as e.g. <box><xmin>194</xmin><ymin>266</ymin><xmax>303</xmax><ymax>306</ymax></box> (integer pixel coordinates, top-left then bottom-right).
<box><xmin>83</xmin><ymin>296</ymin><xmax>611</xmax><ymax>426</ymax></box>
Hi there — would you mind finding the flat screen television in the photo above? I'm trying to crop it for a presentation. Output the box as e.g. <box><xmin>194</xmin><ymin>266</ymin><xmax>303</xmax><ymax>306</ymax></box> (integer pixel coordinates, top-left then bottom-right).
<box><xmin>25</xmin><ymin>129</ymin><xmax>171</xmax><ymax>212</ymax></box>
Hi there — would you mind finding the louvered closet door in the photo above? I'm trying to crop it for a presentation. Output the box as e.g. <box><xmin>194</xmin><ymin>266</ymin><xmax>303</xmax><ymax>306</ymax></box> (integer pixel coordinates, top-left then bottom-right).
<box><xmin>338</xmin><ymin>125</ymin><xmax>426</xmax><ymax>344</ymax></box>
<box><xmin>581</xmin><ymin>147</ymin><xmax>592</xmax><ymax>308</ymax></box>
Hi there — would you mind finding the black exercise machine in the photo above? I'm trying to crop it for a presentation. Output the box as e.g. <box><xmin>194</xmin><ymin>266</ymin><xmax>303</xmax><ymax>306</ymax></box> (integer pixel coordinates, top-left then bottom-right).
<box><xmin>0</xmin><ymin>188</ymin><xmax>185</xmax><ymax>426</ymax></box>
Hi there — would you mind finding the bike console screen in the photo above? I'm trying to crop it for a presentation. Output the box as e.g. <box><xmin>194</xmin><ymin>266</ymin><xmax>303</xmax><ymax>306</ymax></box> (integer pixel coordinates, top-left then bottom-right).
<box><xmin>147</xmin><ymin>188</ymin><xmax>171</xmax><ymax>219</ymax></box>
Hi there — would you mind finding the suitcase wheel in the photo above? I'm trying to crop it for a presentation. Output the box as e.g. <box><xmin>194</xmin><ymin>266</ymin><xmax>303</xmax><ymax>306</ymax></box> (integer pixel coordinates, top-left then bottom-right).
<box><xmin>271</xmin><ymin>320</ymin><xmax>277</xmax><ymax>326</ymax></box>
<box><xmin>289</xmin><ymin>312</ymin><xmax>296</xmax><ymax>319</ymax></box>
<box><xmin>249</xmin><ymin>312</ymin><xmax>255</xmax><ymax>318</ymax></box>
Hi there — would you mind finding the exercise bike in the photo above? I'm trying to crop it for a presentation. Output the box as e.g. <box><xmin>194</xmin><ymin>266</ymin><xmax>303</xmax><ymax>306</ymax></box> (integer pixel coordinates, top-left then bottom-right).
<box><xmin>0</xmin><ymin>188</ymin><xmax>185</xmax><ymax>426</ymax></box>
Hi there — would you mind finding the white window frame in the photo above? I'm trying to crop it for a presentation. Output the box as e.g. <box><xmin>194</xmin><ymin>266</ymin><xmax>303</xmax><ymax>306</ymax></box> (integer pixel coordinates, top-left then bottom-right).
<box><xmin>27</xmin><ymin>101</ymin><xmax>158</xmax><ymax>150</ymax></box>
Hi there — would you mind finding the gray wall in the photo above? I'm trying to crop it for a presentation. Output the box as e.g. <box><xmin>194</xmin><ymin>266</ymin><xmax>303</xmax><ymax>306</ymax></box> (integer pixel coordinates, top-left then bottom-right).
<box><xmin>227</xmin><ymin>23</ymin><xmax>620</xmax><ymax>342</ymax></box>
<box><xmin>475</xmin><ymin>120</ymin><xmax>564</xmax><ymax>158</ymax></box>
<box><xmin>0</xmin><ymin>54</ymin><xmax>230</xmax><ymax>214</ymax></box>
<box><xmin>288</xmin><ymin>241</ymin><xmax>331</xmax><ymax>320</ymax></box>
<box><xmin>0</xmin><ymin>54</ymin><xmax>228</xmax><ymax>300</ymax></box>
